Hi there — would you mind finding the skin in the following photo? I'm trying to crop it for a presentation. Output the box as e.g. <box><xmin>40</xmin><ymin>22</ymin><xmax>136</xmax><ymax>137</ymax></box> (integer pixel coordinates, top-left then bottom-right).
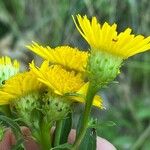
<box><xmin>0</xmin><ymin>127</ymin><xmax>116</xmax><ymax>150</ymax></box>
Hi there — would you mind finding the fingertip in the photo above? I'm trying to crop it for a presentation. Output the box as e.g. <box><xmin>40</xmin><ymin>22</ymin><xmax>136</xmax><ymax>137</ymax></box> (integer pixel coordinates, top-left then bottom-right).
<box><xmin>0</xmin><ymin>129</ymin><xmax>14</xmax><ymax>150</ymax></box>
<box><xmin>21</xmin><ymin>127</ymin><xmax>39</xmax><ymax>150</ymax></box>
<box><xmin>97</xmin><ymin>137</ymin><xmax>116</xmax><ymax>150</ymax></box>
<box><xmin>68</xmin><ymin>129</ymin><xmax>76</xmax><ymax>144</ymax></box>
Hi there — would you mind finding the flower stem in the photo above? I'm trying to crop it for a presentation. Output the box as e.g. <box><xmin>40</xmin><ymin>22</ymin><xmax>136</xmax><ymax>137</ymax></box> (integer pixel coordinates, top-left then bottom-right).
<box><xmin>54</xmin><ymin>120</ymin><xmax>63</xmax><ymax>147</ymax></box>
<box><xmin>72</xmin><ymin>84</ymin><xmax>96</xmax><ymax>150</ymax></box>
<box><xmin>39</xmin><ymin>120</ymin><xmax>52</xmax><ymax>150</ymax></box>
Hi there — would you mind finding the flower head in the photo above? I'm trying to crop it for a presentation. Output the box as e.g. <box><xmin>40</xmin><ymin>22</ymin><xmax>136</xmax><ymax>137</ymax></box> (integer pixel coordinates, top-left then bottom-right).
<box><xmin>30</xmin><ymin>61</ymin><xmax>103</xmax><ymax>108</ymax></box>
<box><xmin>0</xmin><ymin>71</ymin><xmax>44</xmax><ymax>105</ymax></box>
<box><xmin>73</xmin><ymin>15</ymin><xmax>150</xmax><ymax>58</ymax></box>
<box><xmin>27</xmin><ymin>42</ymin><xmax>89</xmax><ymax>72</ymax></box>
<box><xmin>30</xmin><ymin>61</ymin><xmax>84</xmax><ymax>95</ymax></box>
<box><xmin>0</xmin><ymin>56</ymin><xmax>20</xmax><ymax>85</ymax></box>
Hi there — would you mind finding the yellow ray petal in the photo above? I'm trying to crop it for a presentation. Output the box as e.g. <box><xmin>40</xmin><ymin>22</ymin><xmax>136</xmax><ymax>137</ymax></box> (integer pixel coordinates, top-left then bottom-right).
<box><xmin>27</xmin><ymin>42</ymin><xmax>89</xmax><ymax>72</ymax></box>
<box><xmin>0</xmin><ymin>71</ymin><xmax>44</xmax><ymax>105</ymax></box>
<box><xmin>30</xmin><ymin>61</ymin><xmax>85</xmax><ymax>95</ymax></box>
<box><xmin>73</xmin><ymin>15</ymin><xmax>150</xmax><ymax>58</ymax></box>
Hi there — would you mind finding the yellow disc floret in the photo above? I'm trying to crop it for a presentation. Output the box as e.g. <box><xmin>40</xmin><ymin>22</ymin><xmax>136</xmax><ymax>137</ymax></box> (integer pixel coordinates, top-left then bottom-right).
<box><xmin>30</xmin><ymin>61</ymin><xmax>84</xmax><ymax>95</ymax></box>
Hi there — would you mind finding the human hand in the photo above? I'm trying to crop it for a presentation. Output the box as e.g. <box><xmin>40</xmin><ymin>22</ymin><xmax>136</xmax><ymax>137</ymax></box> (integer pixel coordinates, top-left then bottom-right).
<box><xmin>0</xmin><ymin>127</ymin><xmax>116</xmax><ymax>150</ymax></box>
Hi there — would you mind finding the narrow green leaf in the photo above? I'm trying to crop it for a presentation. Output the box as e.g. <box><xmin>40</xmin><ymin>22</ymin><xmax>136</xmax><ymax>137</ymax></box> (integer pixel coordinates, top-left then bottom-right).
<box><xmin>89</xmin><ymin>119</ymin><xmax>116</xmax><ymax>129</ymax></box>
<box><xmin>0</xmin><ymin>115</ymin><xmax>22</xmax><ymax>137</ymax></box>
<box><xmin>78</xmin><ymin>128</ymin><xmax>97</xmax><ymax>150</ymax></box>
<box><xmin>51</xmin><ymin>143</ymin><xmax>72</xmax><ymax>150</ymax></box>
<box><xmin>77</xmin><ymin>115</ymin><xmax>97</xmax><ymax>150</ymax></box>
<box><xmin>59</xmin><ymin>112</ymin><xmax>72</xmax><ymax>144</ymax></box>
<box><xmin>0</xmin><ymin>115</ymin><xmax>24</xmax><ymax>149</ymax></box>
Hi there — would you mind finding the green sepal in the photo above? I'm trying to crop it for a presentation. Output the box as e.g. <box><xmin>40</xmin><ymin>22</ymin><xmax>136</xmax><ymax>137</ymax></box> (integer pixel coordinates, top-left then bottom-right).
<box><xmin>42</xmin><ymin>92</ymin><xmax>71</xmax><ymax>122</ymax></box>
<box><xmin>13</xmin><ymin>92</ymin><xmax>41</xmax><ymax>127</ymax></box>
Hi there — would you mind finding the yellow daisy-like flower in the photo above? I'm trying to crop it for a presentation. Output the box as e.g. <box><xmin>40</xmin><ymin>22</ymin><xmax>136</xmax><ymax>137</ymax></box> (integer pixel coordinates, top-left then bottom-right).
<box><xmin>73</xmin><ymin>15</ymin><xmax>150</xmax><ymax>58</ymax></box>
<box><xmin>0</xmin><ymin>56</ymin><xmax>20</xmax><ymax>85</ymax></box>
<box><xmin>30</xmin><ymin>61</ymin><xmax>84</xmax><ymax>95</ymax></box>
<box><xmin>0</xmin><ymin>71</ymin><xmax>44</xmax><ymax>105</ymax></box>
<box><xmin>26</xmin><ymin>42</ymin><xmax>89</xmax><ymax>72</ymax></box>
<box><xmin>30</xmin><ymin>61</ymin><xmax>103</xmax><ymax>108</ymax></box>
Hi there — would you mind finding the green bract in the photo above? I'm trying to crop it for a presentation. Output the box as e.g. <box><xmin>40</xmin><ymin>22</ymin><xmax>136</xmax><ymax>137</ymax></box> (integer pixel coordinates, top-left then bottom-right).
<box><xmin>87</xmin><ymin>51</ymin><xmax>122</xmax><ymax>90</ymax></box>
<box><xmin>42</xmin><ymin>92</ymin><xmax>71</xmax><ymax>122</ymax></box>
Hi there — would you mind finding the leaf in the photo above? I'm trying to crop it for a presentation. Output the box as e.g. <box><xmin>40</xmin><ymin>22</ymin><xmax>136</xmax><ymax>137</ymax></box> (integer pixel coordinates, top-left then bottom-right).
<box><xmin>89</xmin><ymin>119</ymin><xmax>116</xmax><ymax>129</ymax></box>
<box><xmin>78</xmin><ymin>128</ymin><xmax>97</xmax><ymax>150</ymax></box>
<box><xmin>100</xmin><ymin>121</ymin><xmax>116</xmax><ymax>127</ymax></box>
<box><xmin>59</xmin><ymin>112</ymin><xmax>72</xmax><ymax>144</ymax></box>
<box><xmin>0</xmin><ymin>115</ymin><xmax>22</xmax><ymax>138</ymax></box>
<box><xmin>0</xmin><ymin>115</ymin><xmax>24</xmax><ymax>149</ymax></box>
<box><xmin>76</xmin><ymin>116</ymin><xmax>97</xmax><ymax>150</ymax></box>
<box><xmin>51</xmin><ymin>143</ymin><xmax>72</xmax><ymax>150</ymax></box>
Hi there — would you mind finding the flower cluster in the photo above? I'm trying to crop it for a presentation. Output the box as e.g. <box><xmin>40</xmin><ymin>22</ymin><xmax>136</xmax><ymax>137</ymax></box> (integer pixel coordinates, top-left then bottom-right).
<box><xmin>0</xmin><ymin>15</ymin><xmax>149</xmax><ymax>150</ymax></box>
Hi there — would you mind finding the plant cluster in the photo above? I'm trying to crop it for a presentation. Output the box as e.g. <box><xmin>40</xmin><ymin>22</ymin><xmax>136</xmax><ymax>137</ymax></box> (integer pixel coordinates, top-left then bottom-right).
<box><xmin>0</xmin><ymin>15</ymin><xmax>150</xmax><ymax>150</ymax></box>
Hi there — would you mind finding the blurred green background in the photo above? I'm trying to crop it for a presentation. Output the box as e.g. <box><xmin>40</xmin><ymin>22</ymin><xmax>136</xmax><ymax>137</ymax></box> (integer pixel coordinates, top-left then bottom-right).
<box><xmin>0</xmin><ymin>0</ymin><xmax>150</xmax><ymax>149</ymax></box>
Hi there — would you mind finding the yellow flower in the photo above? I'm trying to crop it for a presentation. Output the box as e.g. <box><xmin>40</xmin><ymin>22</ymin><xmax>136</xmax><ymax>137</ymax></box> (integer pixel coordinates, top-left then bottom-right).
<box><xmin>30</xmin><ymin>61</ymin><xmax>84</xmax><ymax>95</ymax></box>
<box><xmin>0</xmin><ymin>56</ymin><xmax>20</xmax><ymax>85</ymax></box>
<box><xmin>26</xmin><ymin>42</ymin><xmax>89</xmax><ymax>72</ymax></box>
<box><xmin>0</xmin><ymin>56</ymin><xmax>19</xmax><ymax>68</ymax></box>
<box><xmin>30</xmin><ymin>61</ymin><xmax>103</xmax><ymax>108</ymax></box>
<box><xmin>73</xmin><ymin>15</ymin><xmax>150</xmax><ymax>58</ymax></box>
<box><xmin>0</xmin><ymin>71</ymin><xmax>44</xmax><ymax>105</ymax></box>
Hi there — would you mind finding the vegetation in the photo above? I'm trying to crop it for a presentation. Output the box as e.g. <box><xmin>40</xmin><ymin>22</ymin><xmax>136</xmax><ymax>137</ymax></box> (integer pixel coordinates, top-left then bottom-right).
<box><xmin>0</xmin><ymin>0</ymin><xmax>150</xmax><ymax>149</ymax></box>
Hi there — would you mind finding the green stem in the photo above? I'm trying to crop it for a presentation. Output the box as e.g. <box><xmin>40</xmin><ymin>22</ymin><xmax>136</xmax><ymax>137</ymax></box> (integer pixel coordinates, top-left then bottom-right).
<box><xmin>39</xmin><ymin>120</ymin><xmax>52</xmax><ymax>150</ymax></box>
<box><xmin>72</xmin><ymin>84</ymin><xmax>96</xmax><ymax>150</ymax></box>
<box><xmin>54</xmin><ymin>120</ymin><xmax>63</xmax><ymax>147</ymax></box>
